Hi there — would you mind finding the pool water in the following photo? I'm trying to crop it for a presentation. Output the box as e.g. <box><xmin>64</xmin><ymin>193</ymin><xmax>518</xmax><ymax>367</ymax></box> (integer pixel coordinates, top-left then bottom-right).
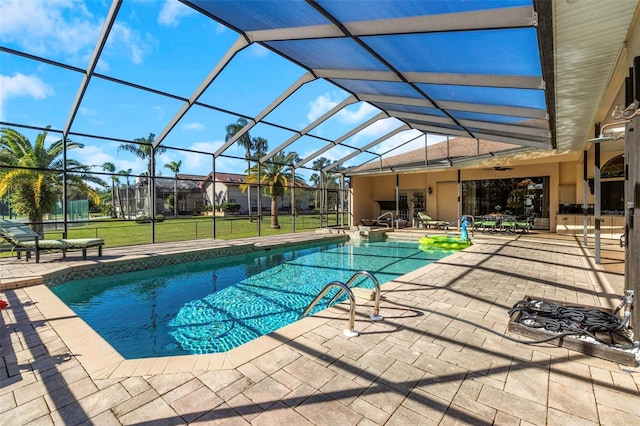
<box><xmin>51</xmin><ymin>240</ymin><xmax>453</xmax><ymax>358</ymax></box>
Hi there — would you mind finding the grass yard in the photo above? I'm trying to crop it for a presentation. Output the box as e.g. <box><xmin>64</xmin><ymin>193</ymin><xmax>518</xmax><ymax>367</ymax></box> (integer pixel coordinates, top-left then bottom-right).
<box><xmin>38</xmin><ymin>214</ymin><xmax>345</xmax><ymax>247</ymax></box>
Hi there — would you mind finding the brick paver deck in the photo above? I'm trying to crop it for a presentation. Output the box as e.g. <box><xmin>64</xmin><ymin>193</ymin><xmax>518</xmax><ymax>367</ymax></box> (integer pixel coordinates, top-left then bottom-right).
<box><xmin>1</xmin><ymin>231</ymin><xmax>638</xmax><ymax>425</ymax></box>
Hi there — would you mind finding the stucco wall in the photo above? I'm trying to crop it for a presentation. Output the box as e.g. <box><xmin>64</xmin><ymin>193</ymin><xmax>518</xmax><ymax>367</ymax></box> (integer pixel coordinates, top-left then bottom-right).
<box><xmin>350</xmin><ymin>156</ymin><xmax>631</xmax><ymax>232</ymax></box>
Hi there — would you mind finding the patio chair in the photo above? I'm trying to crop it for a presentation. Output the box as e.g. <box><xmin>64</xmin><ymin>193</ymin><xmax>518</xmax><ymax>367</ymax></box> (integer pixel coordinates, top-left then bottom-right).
<box><xmin>416</xmin><ymin>212</ymin><xmax>447</xmax><ymax>229</ymax></box>
<box><xmin>0</xmin><ymin>219</ymin><xmax>104</xmax><ymax>263</ymax></box>
<box><xmin>475</xmin><ymin>215</ymin><xmax>497</xmax><ymax>232</ymax></box>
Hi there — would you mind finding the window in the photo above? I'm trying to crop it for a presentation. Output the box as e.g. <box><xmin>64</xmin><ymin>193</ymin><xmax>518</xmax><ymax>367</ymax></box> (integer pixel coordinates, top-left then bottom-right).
<box><xmin>601</xmin><ymin>155</ymin><xmax>624</xmax><ymax>212</ymax></box>
<box><xmin>462</xmin><ymin>177</ymin><xmax>549</xmax><ymax>219</ymax></box>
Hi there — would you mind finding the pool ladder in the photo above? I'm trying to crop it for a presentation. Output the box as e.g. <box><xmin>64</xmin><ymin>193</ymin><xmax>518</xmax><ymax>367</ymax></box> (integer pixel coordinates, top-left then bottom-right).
<box><xmin>299</xmin><ymin>271</ymin><xmax>384</xmax><ymax>338</ymax></box>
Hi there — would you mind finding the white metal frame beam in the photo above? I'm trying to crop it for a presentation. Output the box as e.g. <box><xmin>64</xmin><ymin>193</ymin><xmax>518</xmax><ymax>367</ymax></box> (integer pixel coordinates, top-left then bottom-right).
<box><xmin>63</xmin><ymin>0</ymin><xmax>122</xmax><ymax>138</ymax></box>
<box><xmin>214</xmin><ymin>71</ymin><xmax>315</xmax><ymax>156</ymax></box>
<box><xmin>315</xmin><ymin>69</ymin><xmax>544</xmax><ymax>90</ymax></box>
<box><xmin>260</xmin><ymin>95</ymin><xmax>358</xmax><ymax>163</ymax></box>
<box><xmin>322</xmin><ymin>124</ymin><xmax>411</xmax><ymax>172</ymax></box>
<box><xmin>246</xmin><ymin>6</ymin><xmax>536</xmax><ymax>42</ymax></box>
<box><xmin>295</xmin><ymin>111</ymin><xmax>388</xmax><ymax>168</ymax></box>
<box><xmin>154</xmin><ymin>36</ymin><xmax>250</xmax><ymax>149</ymax></box>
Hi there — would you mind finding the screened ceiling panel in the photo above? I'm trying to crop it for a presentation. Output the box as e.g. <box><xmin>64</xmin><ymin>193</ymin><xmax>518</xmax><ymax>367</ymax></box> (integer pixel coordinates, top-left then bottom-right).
<box><xmin>362</xmin><ymin>29</ymin><xmax>541</xmax><ymax>76</ymax></box>
<box><xmin>197</xmin><ymin>47</ymin><xmax>308</xmax><ymax>119</ymax></box>
<box><xmin>448</xmin><ymin>111</ymin><xmax>542</xmax><ymax>125</ymax></box>
<box><xmin>370</xmin><ymin>103</ymin><xmax>445</xmax><ymax>117</ymax></box>
<box><xmin>190</xmin><ymin>0</ymin><xmax>330</xmax><ymax>31</ymax></box>
<box><xmin>330</xmin><ymin>79</ymin><xmax>426</xmax><ymax>99</ymax></box>
<box><xmin>97</xmin><ymin>0</ymin><xmax>231</xmax><ymax>97</ymax></box>
<box><xmin>72</xmin><ymin>78</ymin><xmax>185</xmax><ymax>141</ymax></box>
<box><xmin>266</xmin><ymin>39</ymin><xmax>388</xmax><ymax>71</ymax></box>
<box><xmin>418</xmin><ymin>84</ymin><xmax>546</xmax><ymax>110</ymax></box>
<box><xmin>0</xmin><ymin>0</ymin><xmax>557</xmax><ymax>181</ymax></box>
<box><xmin>184</xmin><ymin>0</ymin><xmax>553</xmax><ymax>156</ymax></box>
<box><xmin>0</xmin><ymin>52</ymin><xmax>84</xmax><ymax>130</ymax></box>
<box><xmin>317</xmin><ymin>0</ymin><xmax>533</xmax><ymax>21</ymax></box>
<box><xmin>262</xmin><ymin>79</ymin><xmax>351</xmax><ymax>132</ymax></box>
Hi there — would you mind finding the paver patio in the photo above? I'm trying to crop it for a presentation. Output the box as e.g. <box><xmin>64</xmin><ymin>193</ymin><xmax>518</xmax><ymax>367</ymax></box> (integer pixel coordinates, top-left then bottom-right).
<box><xmin>1</xmin><ymin>231</ymin><xmax>638</xmax><ymax>425</ymax></box>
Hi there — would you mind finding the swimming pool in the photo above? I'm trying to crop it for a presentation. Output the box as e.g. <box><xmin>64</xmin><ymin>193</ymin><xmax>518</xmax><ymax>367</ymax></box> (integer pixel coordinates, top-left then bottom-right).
<box><xmin>51</xmin><ymin>239</ymin><xmax>453</xmax><ymax>358</ymax></box>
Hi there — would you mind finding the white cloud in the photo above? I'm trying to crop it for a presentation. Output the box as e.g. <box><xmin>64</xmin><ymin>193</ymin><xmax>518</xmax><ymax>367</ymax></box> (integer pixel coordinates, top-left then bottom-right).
<box><xmin>152</xmin><ymin>105</ymin><xmax>164</xmax><ymax>119</ymax></box>
<box><xmin>73</xmin><ymin>145</ymin><xmax>116</xmax><ymax>170</ymax></box>
<box><xmin>181</xmin><ymin>140</ymin><xmax>225</xmax><ymax>173</ymax></box>
<box><xmin>158</xmin><ymin>0</ymin><xmax>194</xmax><ymax>27</ymax></box>
<box><xmin>246</xmin><ymin>43</ymin><xmax>270</xmax><ymax>58</ymax></box>
<box><xmin>307</xmin><ymin>94</ymin><xmax>338</xmax><ymax>122</ymax></box>
<box><xmin>108</xmin><ymin>22</ymin><xmax>158</xmax><ymax>65</ymax></box>
<box><xmin>337</xmin><ymin>102</ymin><xmax>378</xmax><ymax>125</ymax></box>
<box><xmin>307</xmin><ymin>94</ymin><xmax>379</xmax><ymax>126</ymax></box>
<box><xmin>349</xmin><ymin>116</ymin><xmax>401</xmax><ymax>144</ymax></box>
<box><xmin>182</xmin><ymin>121</ymin><xmax>204</xmax><ymax>132</ymax></box>
<box><xmin>373</xmin><ymin>129</ymin><xmax>424</xmax><ymax>154</ymax></box>
<box><xmin>0</xmin><ymin>73</ymin><xmax>54</xmax><ymax>121</ymax></box>
<box><xmin>0</xmin><ymin>0</ymin><xmax>100</xmax><ymax>58</ymax></box>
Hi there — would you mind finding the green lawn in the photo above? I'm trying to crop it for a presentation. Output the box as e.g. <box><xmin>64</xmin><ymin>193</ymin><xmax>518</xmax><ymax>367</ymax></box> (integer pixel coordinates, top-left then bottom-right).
<box><xmin>0</xmin><ymin>213</ymin><xmax>350</xmax><ymax>258</ymax></box>
<box><xmin>36</xmin><ymin>213</ymin><xmax>348</xmax><ymax>248</ymax></box>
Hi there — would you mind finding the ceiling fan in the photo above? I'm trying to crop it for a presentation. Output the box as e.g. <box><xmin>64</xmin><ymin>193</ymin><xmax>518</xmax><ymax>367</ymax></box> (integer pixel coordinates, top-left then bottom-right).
<box><xmin>483</xmin><ymin>166</ymin><xmax>514</xmax><ymax>171</ymax></box>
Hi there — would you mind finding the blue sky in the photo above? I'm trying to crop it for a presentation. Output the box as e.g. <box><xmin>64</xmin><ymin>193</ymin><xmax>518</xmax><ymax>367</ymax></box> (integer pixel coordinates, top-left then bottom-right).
<box><xmin>0</xmin><ymin>0</ymin><xmax>444</xmax><ymax>180</ymax></box>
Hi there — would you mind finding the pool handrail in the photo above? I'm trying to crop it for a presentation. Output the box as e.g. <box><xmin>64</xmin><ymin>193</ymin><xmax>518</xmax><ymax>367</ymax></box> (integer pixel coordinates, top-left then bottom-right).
<box><xmin>328</xmin><ymin>271</ymin><xmax>383</xmax><ymax>321</ymax></box>
<box><xmin>442</xmin><ymin>214</ymin><xmax>475</xmax><ymax>236</ymax></box>
<box><xmin>300</xmin><ymin>280</ymin><xmax>358</xmax><ymax>336</ymax></box>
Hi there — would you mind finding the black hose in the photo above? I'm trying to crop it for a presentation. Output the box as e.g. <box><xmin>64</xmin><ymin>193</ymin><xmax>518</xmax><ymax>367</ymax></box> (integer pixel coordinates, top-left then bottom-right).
<box><xmin>508</xmin><ymin>299</ymin><xmax>636</xmax><ymax>350</ymax></box>
<box><xmin>382</xmin><ymin>298</ymin><xmax>637</xmax><ymax>348</ymax></box>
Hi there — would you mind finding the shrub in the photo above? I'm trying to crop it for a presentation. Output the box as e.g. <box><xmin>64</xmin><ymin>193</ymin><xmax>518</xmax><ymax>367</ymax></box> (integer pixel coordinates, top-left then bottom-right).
<box><xmin>218</xmin><ymin>202</ymin><xmax>241</xmax><ymax>213</ymax></box>
<box><xmin>136</xmin><ymin>214</ymin><xmax>165</xmax><ymax>223</ymax></box>
<box><xmin>135</xmin><ymin>215</ymin><xmax>151</xmax><ymax>223</ymax></box>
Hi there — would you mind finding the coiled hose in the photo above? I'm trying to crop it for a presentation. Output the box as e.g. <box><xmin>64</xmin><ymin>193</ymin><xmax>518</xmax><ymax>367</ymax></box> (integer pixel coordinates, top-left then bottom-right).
<box><xmin>508</xmin><ymin>299</ymin><xmax>635</xmax><ymax>349</ymax></box>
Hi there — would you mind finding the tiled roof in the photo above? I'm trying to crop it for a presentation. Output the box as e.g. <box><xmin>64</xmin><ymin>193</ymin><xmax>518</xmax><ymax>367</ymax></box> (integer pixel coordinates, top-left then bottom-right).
<box><xmin>349</xmin><ymin>136</ymin><xmax>524</xmax><ymax>173</ymax></box>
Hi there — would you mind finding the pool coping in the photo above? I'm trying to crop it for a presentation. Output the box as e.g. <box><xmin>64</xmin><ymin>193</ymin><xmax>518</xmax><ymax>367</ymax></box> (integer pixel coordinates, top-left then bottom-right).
<box><xmin>19</xmin><ymin>236</ymin><xmax>468</xmax><ymax>380</ymax></box>
<box><xmin>0</xmin><ymin>233</ymin><xmax>351</xmax><ymax>290</ymax></box>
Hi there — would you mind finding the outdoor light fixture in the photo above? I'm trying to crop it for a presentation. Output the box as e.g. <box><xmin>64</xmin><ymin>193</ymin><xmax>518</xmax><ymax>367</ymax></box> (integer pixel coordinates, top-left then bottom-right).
<box><xmin>588</xmin><ymin>121</ymin><xmax>628</xmax><ymax>143</ymax></box>
<box><xmin>428</xmin><ymin>187</ymin><xmax>433</xmax><ymax>195</ymax></box>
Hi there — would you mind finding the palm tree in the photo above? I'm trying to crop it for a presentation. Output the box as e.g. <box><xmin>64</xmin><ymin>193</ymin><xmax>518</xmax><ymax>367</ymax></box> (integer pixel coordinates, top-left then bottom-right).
<box><xmin>0</xmin><ymin>126</ymin><xmax>105</xmax><ymax>236</ymax></box>
<box><xmin>164</xmin><ymin>160</ymin><xmax>182</xmax><ymax>216</ymax></box>
<box><xmin>240</xmin><ymin>151</ymin><xmax>305</xmax><ymax>229</ymax></box>
<box><xmin>310</xmin><ymin>157</ymin><xmax>331</xmax><ymax>210</ymax></box>
<box><xmin>118</xmin><ymin>133</ymin><xmax>166</xmax><ymax>216</ymax></box>
<box><xmin>118</xmin><ymin>169</ymin><xmax>132</xmax><ymax>219</ymax></box>
<box><xmin>225</xmin><ymin>119</ymin><xmax>256</xmax><ymax>220</ymax></box>
<box><xmin>251</xmin><ymin>136</ymin><xmax>269</xmax><ymax>159</ymax></box>
<box><xmin>102</xmin><ymin>162</ymin><xmax>117</xmax><ymax>217</ymax></box>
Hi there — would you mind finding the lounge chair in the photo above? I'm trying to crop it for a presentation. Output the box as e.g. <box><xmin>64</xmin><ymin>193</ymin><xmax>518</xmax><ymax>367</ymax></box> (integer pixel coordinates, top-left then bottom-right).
<box><xmin>0</xmin><ymin>219</ymin><xmax>104</xmax><ymax>263</ymax></box>
<box><xmin>360</xmin><ymin>218</ymin><xmax>391</xmax><ymax>227</ymax></box>
<box><xmin>416</xmin><ymin>212</ymin><xmax>447</xmax><ymax>229</ymax></box>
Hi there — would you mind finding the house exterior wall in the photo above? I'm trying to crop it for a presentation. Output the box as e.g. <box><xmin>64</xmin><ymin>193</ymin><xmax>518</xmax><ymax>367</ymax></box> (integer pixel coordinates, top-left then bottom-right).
<box><xmin>350</xmin><ymin>149</ymin><xmax>625</xmax><ymax>233</ymax></box>
<box><xmin>202</xmin><ymin>180</ymin><xmax>311</xmax><ymax>214</ymax></box>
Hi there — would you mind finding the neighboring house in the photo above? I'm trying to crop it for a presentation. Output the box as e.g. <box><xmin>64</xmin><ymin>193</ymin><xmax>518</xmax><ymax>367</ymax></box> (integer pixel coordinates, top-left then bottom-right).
<box><xmin>127</xmin><ymin>174</ymin><xmax>204</xmax><ymax>216</ymax></box>
<box><xmin>127</xmin><ymin>172</ymin><xmax>313</xmax><ymax>217</ymax></box>
<box><xmin>199</xmin><ymin>172</ymin><xmax>312</xmax><ymax>214</ymax></box>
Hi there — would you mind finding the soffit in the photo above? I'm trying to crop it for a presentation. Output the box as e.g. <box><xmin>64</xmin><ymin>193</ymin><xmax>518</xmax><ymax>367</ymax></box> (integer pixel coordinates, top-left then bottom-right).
<box><xmin>553</xmin><ymin>0</ymin><xmax>638</xmax><ymax>151</ymax></box>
